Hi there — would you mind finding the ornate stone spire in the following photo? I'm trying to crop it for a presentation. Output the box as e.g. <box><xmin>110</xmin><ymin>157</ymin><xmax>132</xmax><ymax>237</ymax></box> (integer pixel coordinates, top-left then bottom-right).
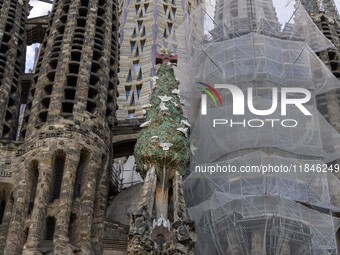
<box><xmin>128</xmin><ymin>49</ymin><xmax>196</xmax><ymax>254</ymax></box>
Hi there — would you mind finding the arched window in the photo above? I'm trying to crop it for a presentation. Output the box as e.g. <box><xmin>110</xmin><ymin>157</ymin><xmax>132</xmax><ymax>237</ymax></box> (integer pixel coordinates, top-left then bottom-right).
<box><xmin>28</xmin><ymin>161</ymin><xmax>39</xmax><ymax>215</ymax></box>
<box><xmin>45</xmin><ymin>216</ymin><xmax>56</xmax><ymax>240</ymax></box>
<box><xmin>50</xmin><ymin>151</ymin><xmax>66</xmax><ymax>202</ymax></box>
<box><xmin>0</xmin><ymin>199</ymin><xmax>6</xmax><ymax>225</ymax></box>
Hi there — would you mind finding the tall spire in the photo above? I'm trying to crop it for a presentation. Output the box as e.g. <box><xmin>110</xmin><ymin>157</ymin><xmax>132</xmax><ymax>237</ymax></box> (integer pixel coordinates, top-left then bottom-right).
<box><xmin>128</xmin><ymin>49</ymin><xmax>195</xmax><ymax>254</ymax></box>
<box><xmin>0</xmin><ymin>0</ymin><xmax>29</xmax><ymax>140</ymax></box>
<box><xmin>23</xmin><ymin>0</ymin><xmax>118</xmax><ymax>138</ymax></box>
<box><xmin>4</xmin><ymin>0</ymin><xmax>119</xmax><ymax>254</ymax></box>
<box><xmin>212</xmin><ymin>0</ymin><xmax>280</xmax><ymax>38</ymax></box>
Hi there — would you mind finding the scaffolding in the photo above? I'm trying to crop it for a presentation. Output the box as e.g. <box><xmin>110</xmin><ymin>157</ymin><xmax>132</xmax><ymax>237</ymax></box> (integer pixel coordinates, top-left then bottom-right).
<box><xmin>176</xmin><ymin>0</ymin><xmax>340</xmax><ymax>254</ymax></box>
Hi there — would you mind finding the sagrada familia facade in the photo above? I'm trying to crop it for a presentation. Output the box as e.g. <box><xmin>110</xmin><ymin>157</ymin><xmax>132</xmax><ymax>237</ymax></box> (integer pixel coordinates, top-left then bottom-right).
<box><xmin>0</xmin><ymin>0</ymin><xmax>338</xmax><ymax>254</ymax></box>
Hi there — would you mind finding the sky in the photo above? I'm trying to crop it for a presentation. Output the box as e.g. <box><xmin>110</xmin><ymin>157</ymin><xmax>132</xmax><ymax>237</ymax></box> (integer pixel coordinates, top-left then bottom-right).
<box><xmin>335</xmin><ymin>0</ymin><xmax>340</xmax><ymax>13</ymax></box>
<box><xmin>25</xmin><ymin>0</ymin><xmax>340</xmax><ymax>71</ymax></box>
<box><xmin>25</xmin><ymin>0</ymin><xmax>52</xmax><ymax>72</ymax></box>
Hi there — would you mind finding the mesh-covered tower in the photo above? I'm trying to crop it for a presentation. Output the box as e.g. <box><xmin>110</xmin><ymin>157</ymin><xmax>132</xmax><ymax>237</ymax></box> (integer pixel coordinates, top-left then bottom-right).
<box><xmin>212</xmin><ymin>0</ymin><xmax>280</xmax><ymax>38</ymax></box>
<box><xmin>0</xmin><ymin>0</ymin><xmax>119</xmax><ymax>254</ymax></box>
<box><xmin>116</xmin><ymin>0</ymin><xmax>199</xmax><ymax>120</ymax></box>
<box><xmin>177</xmin><ymin>0</ymin><xmax>340</xmax><ymax>254</ymax></box>
<box><xmin>301</xmin><ymin>0</ymin><xmax>340</xmax><ymax>136</ymax></box>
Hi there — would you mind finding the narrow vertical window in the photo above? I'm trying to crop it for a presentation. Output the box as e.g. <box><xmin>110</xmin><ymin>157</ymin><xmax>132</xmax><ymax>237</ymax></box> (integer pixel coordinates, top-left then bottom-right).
<box><xmin>0</xmin><ymin>200</ymin><xmax>6</xmax><ymax>224</ymax></box>
<box><xmin>45</xmin><ymin>216</ymin><xmax>56</xmax><ymax>240</ymax></box>
<box><xmin>28</xmin><ymin>161</ymin><xmax>39</xmax><ymax>214</ymax></box>
<box><xmin>50</xmin><ymin>151</ymin><xmax>66</xmax><ymax>202</ymax></box>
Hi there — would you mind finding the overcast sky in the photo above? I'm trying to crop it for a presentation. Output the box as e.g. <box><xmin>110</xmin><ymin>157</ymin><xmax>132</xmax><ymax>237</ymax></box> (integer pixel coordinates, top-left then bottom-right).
<box><xmin>335</xmin><ymin>0</ymin><xmax>340</xmax><ymax>13</ymax></box>
<box><xmin>25</xmin><ymin>0</ymin><xmax>52</xmax><ymax>72</ymax></box>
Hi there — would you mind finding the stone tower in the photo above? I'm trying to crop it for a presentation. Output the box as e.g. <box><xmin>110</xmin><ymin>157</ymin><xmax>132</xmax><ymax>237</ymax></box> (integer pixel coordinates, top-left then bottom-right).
<box><xmin>301</xmin><ymin>0</ymin><xmax>340</xmax><ymax>134</ymax></box>
<box><xmin>0</xmin><ymin>0</ymin><xmax>29</xmax><ymax>140</ymax></box>
<box><xmin>212</xmin><ymin>0</ymin><xmax>280</xmax><ymax>38</ymax></box>
<box><xmin>0</xmin><ymin>0</ymin><xmax>30</xmax><ymax>253</ymax></box>
<box><xmin>0</xmin><ymin>0</ymin><xmax>119</xmax><ymax>254</ymax></box>
<box><xmin>116</xmin><ymin>0</ymin><xmax>199</xmax><ymax>120</ymax></box>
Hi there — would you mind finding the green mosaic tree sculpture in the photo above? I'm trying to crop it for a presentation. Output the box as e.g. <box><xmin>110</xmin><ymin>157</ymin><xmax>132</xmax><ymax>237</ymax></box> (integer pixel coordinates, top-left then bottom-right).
<box><xmin>134</xmin><ymin>53</ymin><xmax>190</xmax><ymax>181</ymax></box>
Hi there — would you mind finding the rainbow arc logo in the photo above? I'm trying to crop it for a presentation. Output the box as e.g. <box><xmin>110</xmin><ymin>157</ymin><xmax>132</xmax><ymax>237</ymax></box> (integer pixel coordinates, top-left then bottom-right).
<box><xmin>197</xmin><ymin>82</ymin><xmax>223</xmax><ymax>106</ymax></box>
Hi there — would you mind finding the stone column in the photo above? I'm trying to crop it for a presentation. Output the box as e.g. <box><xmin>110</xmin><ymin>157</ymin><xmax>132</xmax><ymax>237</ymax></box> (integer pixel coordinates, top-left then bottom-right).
<box><xmin>76</xmin><ymin>155</ymin><xmax>99</xmax><ymax>252</ymax></box>
<box><xmin>23</xmin><ymin>159</ymin><xmax>52</xmax><ymax>254</ymax></box>
<box><xmin>251</xmin><ymin>230</ymin><xmax>264</xmax><ymax>255</ymax></box>
<box><xmin>138</xmin><ymin>166</ymin><xmax>157</xmax><ymax>216</ymax></box>
<box><xmin>4</xmin><ymin>163</ymin><xmax>34</xmax><ymax>255</ymax></box>
<box><xmin>91</xmin><ymin>156</ymin><xmax>109</xmax><ymax>255</ymax></box>
<box><xmin>0</xmin><ymin>193</ymin><xmax>14</xmax><ymax>253</ymax></box>
<box><xmin>53</xmin><ymin>152</ymin><xmax>80</xmax><ymax>255</ymax></box>
<box><xmin>173</xmin><ymin>173</ymin><xmax>189</xmax><ymax>222</ymax></box>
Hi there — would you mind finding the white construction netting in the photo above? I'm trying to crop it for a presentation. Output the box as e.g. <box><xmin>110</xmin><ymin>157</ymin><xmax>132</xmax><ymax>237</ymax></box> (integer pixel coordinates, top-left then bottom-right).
<box><xmin>174</xmin><ymin>0</ymin><xmax>340</xmax><ymax>254</ymax></box>
<box><xmin>187</xmin><ymin>194</ymin><xmax>340</xmax><ymax>255</ymax></box>
<box><xmin>191</xmin><ymin>98</ymin><xmax>340</xmax><ymax>164</ymax></box>
<box><xmin>175</xmin><ymin>0</ymin><xmax>334</xmax><ymax>55</ymax></box>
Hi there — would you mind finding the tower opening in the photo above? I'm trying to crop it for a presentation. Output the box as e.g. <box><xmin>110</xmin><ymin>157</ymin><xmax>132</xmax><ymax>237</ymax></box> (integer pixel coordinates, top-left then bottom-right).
<box><xmin>28</xmin><ymin>161</ymin><xmax>39</xmax><ymax>215</ymax></box>
<box><xmin>45</xmin><ymin>216</ymin><xmax>56</xmax><ymax>241</ymax></box>
<box><xmin>167</xmin><ymin>180</ymin><xmax>174</xmax><ymax>222</ymax></box>
<box><xmin>0</xmin><ymin>200</ymin><xmax>6</xmax><ymax>225</ymax></box>
<box><xmin>50</xmin><ymin>151</ymin><xmax>66</xmax><ymax>202</ymax></box>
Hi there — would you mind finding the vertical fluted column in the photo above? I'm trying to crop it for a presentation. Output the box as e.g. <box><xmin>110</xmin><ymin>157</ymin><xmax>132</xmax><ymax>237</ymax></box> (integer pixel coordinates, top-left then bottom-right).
<box><xmin>25</xmin><ymin>0</ymin><xmax>70</xmax><ymax>134</ymax></box>
<box><xmin>91</xmin><ymin>155</ymin><xmax>109</xmax><ymax>254</ymax></box>
<box><xmin>0</xmin><ymin>0</ymin><xmax>28</xmax><ymax>140</ymax></box>
<box><xmin>0</xmin><ymin>193</ymin><xmax>14</xmax><ymax>253</ymax></box>
<box><xmin>72</xmin><ymin>0</ymin><xmax>98</xmax><ymax>120</ymax></box>
<box><xmin>23</xmin><ymin>159</ymin><xmax>52</xmax><ymax>253</ymax></box>
<box><xmin>4</xmin><ymin>161</ymin><xmax>38</xmax><ymax>255</ymax></box>
<box><xmin>76</xmin><ymin>153</ymin><xmax>100</xmax><ymax>252</ymax></box>
<box><xmin>46</xmin><ymin>0</ymin><xmax>79</xmax><ymax>122</ymax></box>
<box><xmin>53</xmin><ymin>152</ymin><xmax>80</xmax><ymax>254</ymax></box>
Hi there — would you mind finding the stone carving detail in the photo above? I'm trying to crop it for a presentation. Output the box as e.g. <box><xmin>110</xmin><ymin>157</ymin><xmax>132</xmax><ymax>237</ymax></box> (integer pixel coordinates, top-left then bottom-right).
<box><xmin>311</xmin><ymin>13</ymin><xmax>337</xmax><ymax>24</ymax></box>
<box><xmin>128</xmin><ymin>51</ymin><xmax>196</xmax><ymax>254</ymax></box>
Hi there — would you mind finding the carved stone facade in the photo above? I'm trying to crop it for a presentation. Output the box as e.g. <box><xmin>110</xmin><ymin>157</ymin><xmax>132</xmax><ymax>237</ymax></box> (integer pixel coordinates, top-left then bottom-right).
<box><xmin>116</xmin><ymin>0</ymin><xmax>199</xmax><ymax>120</ymax></box>
<box><xmin>128</xmin><ymin>56</ymin><xmax>196</xmax><ymax>254</ymax></box>
<box><xmin>0</xmin><ymin>0</ymin><xmax>119</xmax><ymax>254</ymax></box>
